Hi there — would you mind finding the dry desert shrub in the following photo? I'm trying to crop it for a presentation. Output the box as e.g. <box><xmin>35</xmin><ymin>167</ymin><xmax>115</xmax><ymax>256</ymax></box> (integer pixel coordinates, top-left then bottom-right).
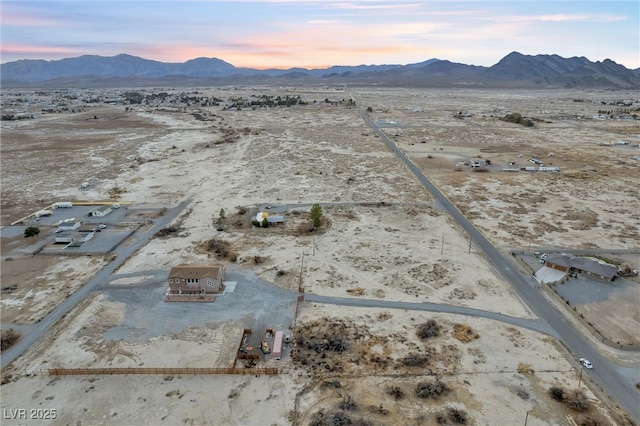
<box><xmin>338</xmin><ymin>394</ymin><xmax>357</xmax><ymax>411</ymax></box>
<box><xmin>1</xmin><ymin>329</ymin><xmax>20</xmax><ymax>351</ymax></box>
<box><xmin>295</xmin><ymin>220</ymin><xmax>316</xmax><ymax>235</ymax></box>
<box><xmin>155</xmin><ymin>225</ymin><xmax>179</xmax><ymax>238</ymax></box>
<box><xmin>417</xmin><ymin>319</ymin><xmax>442</xmax><ymax>339</ymax></box>
<box><xmin>202</xmin><ymin>238</ymin><xmax>238</xmax><ymax>261</ymax></box>
<box><xmin>565</xmin><ymin>389</ymin><xmax>590</xmax><ymax>412</ymax></box>
<box><xmin>517</xmin><ymin>363</ymin><xmax>535</xmax><ymax>374</ymax></box>
<box><xmin>549</xmin><ymin>386</ymin><xmax>565</xmax><ymax>402</ymax></box>
<box><xmin>346</xmin><ymin>287</ymin><xmax>365</xmax><ymax>296</ymax></box>
<box><xmin>452</xmin><ymin>324</ymin><xmax>479</xmax><ymax>342</ymax></box>
<box><xmin>309</xmin><ymin>410</ymin><xmax>372</xmax><ymax>426</ymax></box>
<box><xmin>401</xmin><ymin>353</ymin><xmax>432</xmax><ymax>367</ymax></box>
<box><xmin>386</xmin><ymin>385</ymin><xmax>405</xmax><ymax>400</ymax></box>
<box><xmin>577</xmin><ymin>412</ymin><xmax>612</xmax><ymax>426</ymax></box>
<box><xmin>436</xmin><ymin>407</ymin><xmax>469</xmax><ymax>424</ymax></box>
<box><xmin>415</xmin><ymin>378</ymin><xmax>450</xmax><ymax>399</ymax></box>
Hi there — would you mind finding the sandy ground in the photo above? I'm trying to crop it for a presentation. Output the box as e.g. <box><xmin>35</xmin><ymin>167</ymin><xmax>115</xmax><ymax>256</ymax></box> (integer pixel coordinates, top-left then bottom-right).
<box><xmin>1</xmin><ymin>87</ymin><xmax>638</xmax><ymax>425</ymax></box>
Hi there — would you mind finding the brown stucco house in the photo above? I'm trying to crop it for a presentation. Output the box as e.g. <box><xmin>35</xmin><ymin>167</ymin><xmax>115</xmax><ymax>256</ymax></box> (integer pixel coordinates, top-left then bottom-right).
<box><xmin>165</xmin><ymin>264</ymin><xmax>225</xmax><ymax>302</ymax></box>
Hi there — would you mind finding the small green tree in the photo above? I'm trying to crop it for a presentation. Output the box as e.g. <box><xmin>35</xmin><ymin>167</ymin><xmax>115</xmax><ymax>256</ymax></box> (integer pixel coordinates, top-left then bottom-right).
<box><xmin>24</xmin><ymin>226</ymin><xmax>40</xmax><ymax>238</ymax></box>
<box><xmin>310</xmin><ymin>203</ymin><xmax>323</xmax><ymax>228</ymax></box>
<box><xmin>262</xmin><ymin>217</ymin><xmax>269</xmax><ymax>228</ymax></box>
<box><xmin>216</xmin><ymin>208</ymin><xmax>226</xmax><ymax>225</ymax></box>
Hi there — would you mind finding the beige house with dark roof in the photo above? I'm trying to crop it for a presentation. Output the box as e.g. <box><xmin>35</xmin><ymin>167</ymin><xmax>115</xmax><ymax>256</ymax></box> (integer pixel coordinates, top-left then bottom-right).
<box><xmin>165</xmin><ymin>264</ymin><xmax>225</xmax><ymax>302</ymax></box>
<box><xmin>545</xmin><ymin>253</ymin><xmax>618</xmax><ymax>282</ymax></box>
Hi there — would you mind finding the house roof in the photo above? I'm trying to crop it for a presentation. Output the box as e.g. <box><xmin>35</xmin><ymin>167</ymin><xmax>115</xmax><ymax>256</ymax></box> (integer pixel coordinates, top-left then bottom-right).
<box><xmin>169</xmin><ymin>264</ymin><xmax>224</xmax><ymax>279</ymax></box>
<box><xmin>93</xmin><ymin>205</ymin><xmax>112</xmax><ymax>212</ymax></box>
<box><xmin>546</xmin><ymin>254</ymin><xmax>618</xmax><ymax>279</ymax></box>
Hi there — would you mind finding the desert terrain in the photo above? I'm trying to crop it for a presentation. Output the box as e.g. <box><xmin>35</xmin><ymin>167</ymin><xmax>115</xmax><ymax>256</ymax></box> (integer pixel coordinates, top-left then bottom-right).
<box><xmin>1</xmin><ymin>86</ymin><xmax>638</xmax><ymax>425</ymax></box>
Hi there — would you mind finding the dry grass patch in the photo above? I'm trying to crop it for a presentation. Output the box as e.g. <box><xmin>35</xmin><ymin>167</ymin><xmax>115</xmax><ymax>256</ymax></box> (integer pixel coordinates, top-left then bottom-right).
<box><xmin>452</xmin><ymin>324</ymin><xmax>480</xmax><ymax>343</ymax></box>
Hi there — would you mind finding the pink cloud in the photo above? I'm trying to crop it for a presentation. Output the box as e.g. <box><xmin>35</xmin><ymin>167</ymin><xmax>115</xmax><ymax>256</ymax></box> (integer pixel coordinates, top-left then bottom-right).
<box><xmin>333</xmin><ymin>2</ymin><xmax>421</xmax><ymax>11</ymax></box>
<box><xmin>307</xmin><ymin>19</ymin><xmax>340</xmax><ymax>25</ymax></box>
<box><xmin>1</xmin><ymin>9</ymin><xmax>62</xmax><ymax>27</ymax></box>
<box><xmin>502</xmin><ymin>13</ymin><xmax>627</xmax><ymax>23</ymax></box>
<box><xmin>1</xmin><ymin>43</ymin><xmax>82</xmax><ymax>57</ymax></box>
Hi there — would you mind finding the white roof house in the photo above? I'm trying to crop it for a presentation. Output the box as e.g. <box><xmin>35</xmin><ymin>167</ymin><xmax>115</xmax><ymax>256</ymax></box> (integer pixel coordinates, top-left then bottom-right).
<box><xmin>57</xmin><ymin>219</ymin><xmax>81</xmax><ymax>231</ymax></box>
<box><xmin>91</xmin><ymin>205</ymin><xmax>112</xmax><ymax>217</ymax></box>
<box><xmin>256</xmin><ymin>212</ymin><xmax>285</xmax><ymax>224</ymax></box>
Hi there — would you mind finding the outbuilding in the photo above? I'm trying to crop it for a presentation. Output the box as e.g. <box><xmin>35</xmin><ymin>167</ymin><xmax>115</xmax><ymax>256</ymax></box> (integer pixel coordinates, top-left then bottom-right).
<box><xmin>57</xmin><ymin>219</ymin><xmax>81</xmax><ymax>231</ymax></box>
<box><xmin>256</xmin><ymin>212</ymin><xmax>285</xmax><ymax>225</ymax></box>
<box><xmin>53</xmin><ymin>202</ymin><xmax>73</xmax><ymax>208</ymax></box>
<box><xmin>91</xmin><ymin>205</ymin><xmax>112</xmax><ymax>217</ymax></box>
<box><xmin>55</xmin><ymin>231</ymin><xmax>94</xmax><ymax>244</ymax></box>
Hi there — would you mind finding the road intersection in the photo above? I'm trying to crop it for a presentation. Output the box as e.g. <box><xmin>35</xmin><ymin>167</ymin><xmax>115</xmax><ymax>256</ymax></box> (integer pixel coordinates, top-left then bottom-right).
<box><xmin>357</xmin><ymin>105</ymin><xmax>640</xmax><ymax>423</ymax></box>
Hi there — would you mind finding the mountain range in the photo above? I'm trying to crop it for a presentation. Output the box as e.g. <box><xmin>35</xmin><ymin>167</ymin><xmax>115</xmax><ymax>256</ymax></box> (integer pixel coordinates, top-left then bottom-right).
<box><xmin>2</xmin><ymin>52</ymin><xmax>638</xmax><ymax>89</ymax></box>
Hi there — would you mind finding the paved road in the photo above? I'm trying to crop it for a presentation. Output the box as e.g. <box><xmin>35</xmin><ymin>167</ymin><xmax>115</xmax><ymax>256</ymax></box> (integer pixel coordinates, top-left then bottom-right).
<box><xmin>304</xmin><ymin>294</ymin><xmax>557</xmax><ymax>336</ymax></box>
<box><xmin>356</xmin><ymin>106</ymin><xmax>640</xmax><ymax>422</ymax></box>
<box><xmin>1</xmin><ymin>200</ymin><xmax>190</xmax><ymax>369</ymax></box>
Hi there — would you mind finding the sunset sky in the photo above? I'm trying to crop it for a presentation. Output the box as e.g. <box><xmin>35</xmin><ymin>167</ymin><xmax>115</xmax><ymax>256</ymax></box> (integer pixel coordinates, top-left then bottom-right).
<box><xmin>2</xmin><ymin>1</ymin><xmax>638</xmax><ymax>69</ymax></box>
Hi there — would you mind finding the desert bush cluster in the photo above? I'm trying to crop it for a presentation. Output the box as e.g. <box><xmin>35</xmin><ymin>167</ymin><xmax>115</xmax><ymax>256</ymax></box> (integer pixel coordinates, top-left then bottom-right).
<box><xmin>309</xmin><ymin>410</ymin><xmax>372</xmax><ymax>426</ymax></box>
<box><xmin>415</xmin><ymin>378</ymin><xmax>450</xmax><ymax>399</ymax></box>
<box><xmin>1</xmin><ymin>329</ymin><xmax>20</xmax><ymax>351</ymax></box>
<box><xmin>549</xmin><ymin>386</ymin><xmax>590</xmax><ymax>412</ymax></box>
<box><xmin>155</xmin><ymin>225</ymin><xmax>179</xmax><ymax>238</ymax></box>
<box><xmin>417</xmin><ymin>319</ymin><xmax>442</xmax><ymax>339</ymax></box>
<box><xmin>548</xmin><ymin>385</ymin><xmax>611</xmax><ymax>424</ymax></box>
<box><xmin>436</xmin><ymin>407</ymin><xmax>469</xmax><ymax>424</ymax></box>
<box><xmin>202</xmin><ymin>238</ymin><xmax>237</xmax><ymax>261</ymax></box>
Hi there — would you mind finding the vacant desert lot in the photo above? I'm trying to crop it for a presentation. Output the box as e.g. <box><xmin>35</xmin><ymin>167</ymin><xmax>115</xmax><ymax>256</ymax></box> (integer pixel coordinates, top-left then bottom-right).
<box><xmin>1</xmin><ymin>87</ymin><xmax>638</xmax><ymax>425</ymax></box>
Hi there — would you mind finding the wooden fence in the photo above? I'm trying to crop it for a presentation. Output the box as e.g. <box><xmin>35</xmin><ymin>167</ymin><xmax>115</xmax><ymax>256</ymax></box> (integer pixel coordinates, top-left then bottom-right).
<box><xmin>48</xmin><ymin>367</ymin><xmax>278</xmax><ymax>376</ymax></box>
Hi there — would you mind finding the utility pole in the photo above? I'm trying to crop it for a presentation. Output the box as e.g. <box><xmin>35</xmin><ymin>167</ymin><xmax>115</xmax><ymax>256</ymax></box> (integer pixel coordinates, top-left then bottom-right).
<box><xmin>298</xmin><ymin>251</ymin><xmax>304</xmax><ymax>291</ymax></box>
<box><xmin>312</xmin><ymin>235</ymin><xmax>316</xmax><ymax>256</ymax></box>
<box><xmin>468</xmin><ymin>234</ymin><xmax>472</xmax><ymax>253</ymax></box>
<box><xmin>578</xmin><ymin>365</ymin><xmax>583</xmax><ymax>387</ymax></box>
<box><xmin>441</xmin><ymin>236</ymin><xmax>444</xmax><ymax>255</ymax></box>
<box><xmin>524</xmin><ymin>410</ymin><xmax>530</xmax><ymax>426</ymax></box>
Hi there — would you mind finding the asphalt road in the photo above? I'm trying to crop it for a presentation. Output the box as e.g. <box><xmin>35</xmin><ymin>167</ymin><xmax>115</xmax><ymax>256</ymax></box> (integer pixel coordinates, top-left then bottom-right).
<box><xmin>356</xmin><ymin>106</ymin><xmax>640</xmax><ymax>423</ymax></box>
<box><xmin>304</xmin><ymin>293</ymin><xmax>557</xmax><ymax>336</ymax></box>
<box><xmin>1</xmin><ymin>200</ymin><xmax>190</xmax><ymax>369</ymax></box>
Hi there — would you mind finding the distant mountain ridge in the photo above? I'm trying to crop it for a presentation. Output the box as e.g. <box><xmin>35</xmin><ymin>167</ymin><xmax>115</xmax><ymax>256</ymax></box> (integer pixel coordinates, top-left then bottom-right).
<box><xmin>2</xmin><ymin>52</ymin><xmax>638</xmax><ymax>89</ymax></box>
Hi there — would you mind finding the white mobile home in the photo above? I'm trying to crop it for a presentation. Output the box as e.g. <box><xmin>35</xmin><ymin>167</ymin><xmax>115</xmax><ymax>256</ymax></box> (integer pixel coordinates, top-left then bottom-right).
<box><xmin>538</xmin><ymin>166</ymin><xmax>560</xmax><ymax>173</ymax></box>
<box><xmin>91</xmin><ymin>205</ymin><xmax>112</xmax><ymax>217</ymax></box>
<box><xmin>53</xmin><ymin>201</ymin><xmax>73</xmax><ymax>208</ymax></box>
